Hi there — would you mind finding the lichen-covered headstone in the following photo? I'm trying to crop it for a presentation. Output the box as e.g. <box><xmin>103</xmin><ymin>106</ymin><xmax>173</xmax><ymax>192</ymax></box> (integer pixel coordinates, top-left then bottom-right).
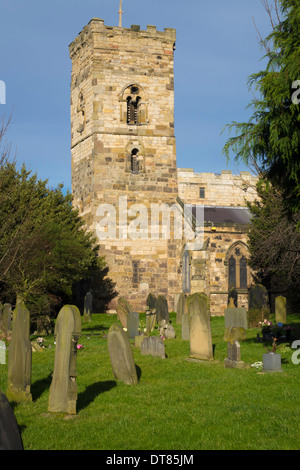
<box><xmin>0</xmin><ymin>391</ymin><xmax>24</xmax><ymax>450</ymax></box>
<box><xmin>141</xmin><ymin>336</ymin><xmax>166</xmax><ymax>359</ymax></box>
<box><xmin>6</xmin><ymin>302</ymin><xmax>32</xmax><ymax>403</ymax></box>
<box><xmin>188</xmin><ymin>293</ymin><xmax>213</xmax><ymax>361</ymax></box>
<box><xmin>224</xmin><ymin>326</ymin><xmax>247</xmax><ymax>342</ymax></box>
<box><xmin>156</xmin><ymin>295</ymin><xmax>169</xmax><ymax>324</ymax></box>
<box><xmin>146</xmin><ymin>293</ymin><xmax>157</xmax><ymax>313</ymax></box>
<box><xmin>116</xmin><ymin>297</ymin><xmax>132</xmax><ymax>329</ymax></box>
<box><xmin>248</xmin><ymin>284</ymin><xmax>269</xmax><ymax>310</ymax></box>
<box><xmin>145</xmin><ymin>308</ymin><xmax>156</xmax><ymax>334</ymax></box>
<box><xmin>225</xmin><ymin>307</ymin><xmax>248</xmax><ymax>331</ymax></box>
<box><xmin>83</xmin><ymin>290</ymin><xmax>93</xmax><ymax>322</ymax></box>
<box><xmin>176</xmin><ymin>293</ymin><xmax>187</xmax><ymax>324</ymax></box>
<box><xmin>48</xmin><ymin>305</ymin><xmax>82</xmax><ymax>414</ymax></box>
<box><xmin>108</xmin><ymin>323</ymin><xmax>138</xmax><ymax>385</ymax></box>
<box><xmin>275</xmin><ymin>296</ymin><xmax>287</xmax><ymax>324</ymax></box>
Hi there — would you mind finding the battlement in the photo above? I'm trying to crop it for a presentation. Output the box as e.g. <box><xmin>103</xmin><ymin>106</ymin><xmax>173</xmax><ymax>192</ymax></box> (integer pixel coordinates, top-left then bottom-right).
<box><xmin>69</xmin><ymin>18</ymin><xmax>176</xmax><ymax>59</ymax></box>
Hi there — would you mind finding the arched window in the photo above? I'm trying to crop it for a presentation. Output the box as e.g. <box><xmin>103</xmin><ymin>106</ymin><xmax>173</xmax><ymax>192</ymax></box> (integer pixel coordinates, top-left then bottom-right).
<box><xmin>120</xmin><ymin>84</ymin><xmax>148</xmax><ymax>125</ymax></box>
<box><xmin>130</xmin><ymin>148</ymin><xmax>140</xmax><ymax>174</ymax></box>
<box><xmin>226</xmin><ymin>243</ymin><xmax>250</xmax><ymax>290</ymax></box>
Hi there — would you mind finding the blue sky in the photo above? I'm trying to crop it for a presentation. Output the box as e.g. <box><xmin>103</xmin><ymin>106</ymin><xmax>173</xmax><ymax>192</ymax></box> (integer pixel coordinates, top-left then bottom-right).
<box><xmin>0</xmin><ymin>0</ymin><xmax>273</xmax><ymax>191</ymax></box>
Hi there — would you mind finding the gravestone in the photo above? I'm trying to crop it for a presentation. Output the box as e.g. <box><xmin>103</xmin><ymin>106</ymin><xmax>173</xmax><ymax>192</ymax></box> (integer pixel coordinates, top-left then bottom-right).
<box><xmin>0</xmin><ymin>391</ymin><xmax>24</xmax><ymax>450</ymax></box>
<box><xmin>48</xmin><ymin>305</ymin><xmax>82</xmax><ymax>414</ymax></box>
<box><xmin>181</xmin><ymin>313</ymin><xmax>190</xmax><ymax>340</ymax></box>
<box><xmin>2</xmin><ymin>303</ymin><xmax>12</xmax><ymax>331</ymax></box>
<box><xmin>224</xmin><ymin>340</ymin><xmax>245</xmax><ymax>369</ymax></box>
<box><xmin>36</xmin><ymin>315</ymin><xmax>52</xmax><ymax>335</ymax></box>
<box><xmin>156</xmin><ymin>295</ymin><xmax>169</xmax><ymax>324</ymax></box>
<box><xmin>188</xmin><ymin>293</ymin><xmax>213</xmax><ymax>361</ymax></box>
<box><xmin>108</xmin><ymin>323</ymin><xmax>138</xmax><ymax>385</ymax></box>
<box><xmin>262</xmin><ymin>353</ymin><xmax>283</xmax><ymax>373</ymax></box>
<box><xmin>225</xmin><ymin>307</ymin><xmax>248</xmax><ymax>331</ymax></box>
<box><xmin>127</xmin><ymin>311</ymin><xmax>139</xmax><ymax>339</ymax></box>
<box><xmin>0</xmin><ymin>340</ymin><xmax>6</xmax><ymax>364</ymax></box>
<box><xmin>145</xmin><ymin>308</ymin><xmax>156</xmax><ymax>334</ymax></box>
<box><xmin>7</xmin><ymin>302</ymin><xmax>32</xmax><ymax>403</ymax></box>
<box><xmin>141</xmin><ymin>336</ymin><xmax>166</xmax><ymax>359</ymax></box>
<box><xmin>224</xmin><ymin>326</ymin><xmax>247</xmax><ymax>342</ymax></box>
<box><xmin>275</xmin><ymin>296</ymin><xmax>287</xmax><ymax>324</ymax></box>
<box><xmin>159</xmin><ymin>321</ymin><xmax>176</xmax><ymax>339</ymax></box>
<box><xmin>146</xmin><ymin>293</ymin><xmax>157</xmax><ymax>312</ymax></box>
<box><xmin>176</xmin><ymin>293</ymin><xmax>187</xmax><ymax>324</ymax></box>
<box><xmin>248</xmin><ymin>284</ymin><xmax>269</xmax><ymax>310</ymax></box>
<box><xmin>116</xmin><ymin>297</ymin><xmax>132</xmax><ymax>329</ymax></box>
<box><xmin>228</xmin><ymin>287</ymin><xmax>238</xmax><ymax>307</ymax></box>
<box><xmin>83</xmin><ymin>291</ymin><xmax>93</xmax><ymax>322</ymax></box>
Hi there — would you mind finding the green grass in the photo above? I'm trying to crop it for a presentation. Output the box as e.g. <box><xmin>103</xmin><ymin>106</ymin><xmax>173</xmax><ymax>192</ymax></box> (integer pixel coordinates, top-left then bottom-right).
<box><xmin>1</xmin><ymin>313</ymin><xmax>300</xmax><ymax>450</ymax></box>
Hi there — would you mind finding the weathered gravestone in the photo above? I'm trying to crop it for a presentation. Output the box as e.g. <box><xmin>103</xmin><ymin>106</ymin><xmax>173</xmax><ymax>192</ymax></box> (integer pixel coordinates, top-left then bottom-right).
<box><xmin>48</xmin><ymin>305</ymin><xmax>82</xmax><ymax>414</ymax></box>
<box><xmin>145</xmin><ymin>308</ymin><xmax>156</xmax><ymax>335</ymax></box>
<box><xmin>181</xmin><ymin>313</ymin><xmax>190</xmax><ymax>340</ymax></box>
<box><xmin>156</xmin><ymin>295</ymin><xmax>169</xmax><ymax>324</ymax></box>
<box><xmin>116</xmin><ymin>297</ymin><xmax>132</xmax><ymax>329</ymax></box>
<box><xmin>0</xmin><ymin>391</ymin><xmax>24</xmax><ymax>450</ymax></box>
<box><xmin>36</xmin><ymin>315</ymin><xmax>52</xmax><ymax>336</ymax></box>
<box><xmin>224</xmin><ymin>340</ymin><xmax>245</xmax><ymax>369</ymax></box>
<box><xmin>275</xmin><ymin>296</ymin><xmax>287</xmax><ymax>324</ymax></box>
<box><xmin>108</xmin><ymin>323</ymin><xmax>138</xmax><ymax>385</ymax></box>
<box><xmin>188</xmin><ymin>293</ymin><xmax>213</xmax><ymax>361</ymax></box>
<box><xmin>2</xmin><ymin>304</ymin><xmax>12</xmax><ymax>331</ymax></box>
<box><xmin>224</xmin><ymin>326</ymin><xmax>247</xmax><ymax>342</ymax></box>
<box><xmin>159</xmin><ymin>320</ymin><xmax>176</xmax><ymax>339</ymax></box>
<box><xmin>176</xmin><ymin>293</ymin><xmax>187</xmax><ymax>324</ymax></box>
<box><xmin>127</xmin><ymin>311</ymin><xmax>139</xmax><ymax>339</ymax></box>
<box><xmin>141</xmin><ymin>336</ymin><xmax>166</xmax><ymax>359</ymax></box>
<box><xmin>7</xmin><ymin>302</ymin><xmax>32</xmax><ymax>403</ymax></box>
<box><xmin>0</xmin><ymin>341</ymin><xmax>6</xmax><ymax>365</ymax></box>
<box><xmin>225</xmin><ymin>305</ymin><xmax>248</xmax><ymax>333</ymax></box>
<box><xmin>83</xmin><ymin>290</ymin><xmax>93</xmax><ymax>322</ymax></box>
<box><xmin>249</xmin><ymin>284</ymin><xmax>269</xmax><ymax>311</ymax></box>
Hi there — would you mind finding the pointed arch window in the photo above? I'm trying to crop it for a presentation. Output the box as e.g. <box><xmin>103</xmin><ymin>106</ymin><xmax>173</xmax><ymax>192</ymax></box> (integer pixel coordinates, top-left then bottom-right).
<box><xmin>226</xmin><ymin>243</ymin><xmax>250</xmax><ymax>290</ymax></box>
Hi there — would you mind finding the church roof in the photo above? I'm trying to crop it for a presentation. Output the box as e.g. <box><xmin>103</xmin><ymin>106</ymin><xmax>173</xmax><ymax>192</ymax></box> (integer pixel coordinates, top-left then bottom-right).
<box><xmin>192</xmin><ymin>205</ymin><xmax>252</xmax><ymax>226</ymax></box>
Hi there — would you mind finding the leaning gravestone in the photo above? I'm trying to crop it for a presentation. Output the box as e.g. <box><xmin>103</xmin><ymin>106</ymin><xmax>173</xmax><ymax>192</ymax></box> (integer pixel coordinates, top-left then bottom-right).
<box><xmin>83</xmin><ymin>290</ymin><xmax>93</xmax><ymax>322</ymax></box>
<box><xmin>48</xmin><ymin>305</ymin><xmax>82</xmax><ymax>414</ymax></box>
<box><xmin>156</xmin><ymin>295</ymin><xmax>169</xmax><ymax>324</ymax></box>
<box><xmin>224</xmin><ymin>340</ymin><xmax>245</xmax><ymax>369</ymax></box>
<box><xmin>108</xmin><ymin>323</ymin><xmax>138</xmax><ymax>385</ymax></box>
<box><xmin>127</xmin><ymin>311</ymin><xmax>139</xmax><ymax>339</ymax></box>
<box><xmin>145</xmin><ymin>308</ymin><xmax>156</xmax><ymax>334</ymax></box>
<box><xmin>176</xmin><ymin>293</ymin><xmax>187</xmax><ymax>324</ymax></box>
<box><xmin>0</xmin><ymin>391</ymin><xmax>24</xmax><ymax>450</ymax></box>
<box><xmin>141</xmin><ymin>336</ymin><xmax>166</xmax><ymax>359</ymax></box>
<box><xmin>0</xmin><ymin>341</ymin><xmax>6</xmax><ymax>365</ymax></box>
<box><xmin>146</xmin><ymin>293</ymin><xmax>157</xmax><ymax>312</ymax></box>
<box><xmin>188</xmin><ymin>293</ymin><xmax>213</xmax><ymax>361</ymax></box>
<box><xmin>2</xmin><ymin>304</ymin><xmax>12</xmax><ymax>331</ymax></box>
<box><xmin>7</xmin><ymin>302</ymin><xmax>32</xmax><ymax>403</ymax></box>
<box><xmin>275</xmin><ymin>296</ymin><xmax>287</xmax><ymax>324</ymax></box>
<box><xmin>116</xmin><ymin>297</ymin><xmax>132</xmax><ymax>329</ymax></box>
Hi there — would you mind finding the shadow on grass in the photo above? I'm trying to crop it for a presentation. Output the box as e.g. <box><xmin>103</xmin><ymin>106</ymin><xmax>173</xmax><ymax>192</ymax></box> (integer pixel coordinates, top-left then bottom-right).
<box><xmin>81</xmin><ymin>324</ymin><xmax>108</xmax><ymax>334</ymax></box>
<box><xmin>77</xmin><ymin>380</ymin><xmax>117</xmax><ymax>412</ymax></box>
<box><xmin>32</xmin><ymin>373</ymin><xmax>52</xmax><ymax>402</ymax></box>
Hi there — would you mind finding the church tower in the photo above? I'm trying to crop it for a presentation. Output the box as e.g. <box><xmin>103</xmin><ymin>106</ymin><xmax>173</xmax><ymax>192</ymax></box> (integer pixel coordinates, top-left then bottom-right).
<box><xmin>69</xmin><ymin>18</ymin><xmax>180</xmax><ymax>310</ymax></box>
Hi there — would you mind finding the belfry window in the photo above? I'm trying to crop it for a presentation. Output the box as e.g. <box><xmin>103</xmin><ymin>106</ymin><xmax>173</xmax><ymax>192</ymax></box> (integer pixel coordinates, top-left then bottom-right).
<box><xmin>127</xmin><ymin>96</ymin><xmax>141</xmax><ymax>125</ymax></box>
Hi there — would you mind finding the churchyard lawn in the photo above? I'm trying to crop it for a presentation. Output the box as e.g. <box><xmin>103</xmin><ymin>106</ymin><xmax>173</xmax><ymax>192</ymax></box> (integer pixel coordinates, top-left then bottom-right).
<box><xmin>0</xmin><ymin>312</ymin><xmax>299</xmax><ymax>450</ymax></box>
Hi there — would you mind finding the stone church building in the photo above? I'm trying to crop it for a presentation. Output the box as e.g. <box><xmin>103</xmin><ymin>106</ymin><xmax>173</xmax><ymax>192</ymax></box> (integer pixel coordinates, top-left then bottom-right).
<box><xmin>69</xmin><ymin>18</ymin><xmax>258</xmax><ymax>315</ymax></box>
